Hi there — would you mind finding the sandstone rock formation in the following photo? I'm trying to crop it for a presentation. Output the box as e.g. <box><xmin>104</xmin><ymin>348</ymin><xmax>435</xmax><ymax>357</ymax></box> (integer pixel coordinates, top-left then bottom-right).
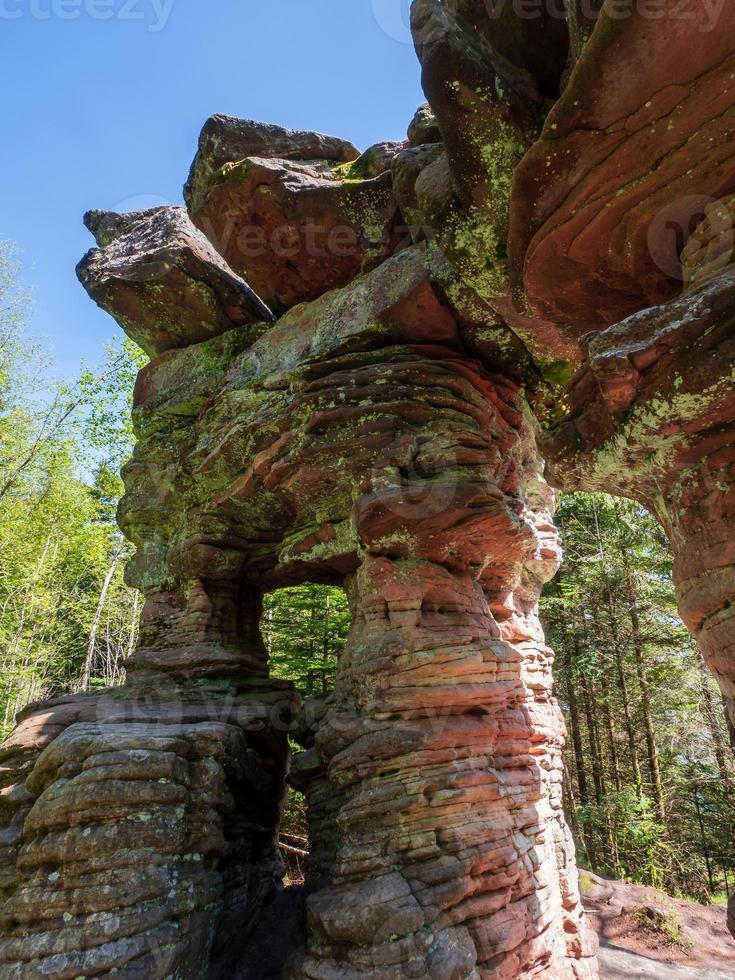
<box><xmin>0</xmin><ymin>681</ymin><xmax>298</xmax><ymax>978</ymax></box>
<box><xmin>3</xmin><ymin>1</ymin><xmax>735</xmax><ymax>977</ymax></box>
<box><xmin>79</xmin><ymin>206</ymin><xmax>276</xmax><ymax>356</ymax></box>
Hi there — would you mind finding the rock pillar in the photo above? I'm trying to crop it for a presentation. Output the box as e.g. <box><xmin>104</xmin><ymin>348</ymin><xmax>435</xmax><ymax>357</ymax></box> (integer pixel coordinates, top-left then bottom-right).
<box><xmin>291</xmin><ymin>388</ymin><xmax>597</xmax><ymax>979</ymax></box>
<box><xmin>662</xmin><ymin>439</ymin><xmax>735</xmax><ymax>721</ymax></box>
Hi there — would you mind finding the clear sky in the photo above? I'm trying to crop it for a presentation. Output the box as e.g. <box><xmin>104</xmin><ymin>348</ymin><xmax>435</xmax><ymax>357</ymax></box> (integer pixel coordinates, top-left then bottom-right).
<box><xmin>0</xmin><ymin>0</ymin><xmax>424</xmax><ymax>379</ymax></box>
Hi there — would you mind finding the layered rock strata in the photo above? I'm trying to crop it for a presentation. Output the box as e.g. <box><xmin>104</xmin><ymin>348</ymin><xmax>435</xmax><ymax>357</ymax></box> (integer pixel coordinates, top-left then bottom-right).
<box><xmin>115</xmin><ymin>241</ymin><xmax>596</xmax><ymax>977</ymax></box>
<box><xmin>2</xmin><ymin>188</ymin><xmax>597</xmax><ymax>974</ymax></box>
<box><xmin>0</xmin><ymin>679</ymin><xmax>296</xmax><ymax>978</ymax></box>
<box><xmin>4</xmin><ymin>0</ymin><xmax>735</xmax><ymax>976</ymax></box>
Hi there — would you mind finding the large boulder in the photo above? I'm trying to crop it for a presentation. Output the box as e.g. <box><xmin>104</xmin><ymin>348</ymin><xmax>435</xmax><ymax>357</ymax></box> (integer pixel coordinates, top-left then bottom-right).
<box><xmin>187</xmin><ymin>152</ymin><xmax>399</xmax><ymax>314</ymax></box>
<box><xmin>184</xmin><ymin>114</ymin><xmax>360</xmax><ymax>212</ymax></box>
<box><xmin>392</xmin><ymin>144</ymin><xmax>458</xmax><ymax>242</ymax></box>
<box><xmin>77</xmin><ymin>206</ymin><xmax>274</xmax><ymax>357</ymax></box>
<box><xmin>0</xmin><ymin>682</ymin><xmax>297</xmax><ymax>979</ymax></box>
<box><xmin>406</xmin><ymin>102</ymin><xmax>442</xmax><ymax>147</ymax></box>
<box><xmin>346</xmin><ymin>140</ymin><xmax>407</xmax><ymax>180</ymax></box>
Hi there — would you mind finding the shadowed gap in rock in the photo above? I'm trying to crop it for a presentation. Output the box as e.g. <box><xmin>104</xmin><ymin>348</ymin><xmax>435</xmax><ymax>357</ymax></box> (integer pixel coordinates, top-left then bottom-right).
<box><xmin>229</xmin><ymin>583</ymin><xmax>350</xmax><ymax>978</ymax></box>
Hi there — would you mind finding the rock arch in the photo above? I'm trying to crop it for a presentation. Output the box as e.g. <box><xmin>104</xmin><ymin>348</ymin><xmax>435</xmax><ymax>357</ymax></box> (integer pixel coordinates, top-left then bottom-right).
<box><xmin>2</xmin><ymin>1</ymin><xmax>735</xmax><ymax>977</ymax></box>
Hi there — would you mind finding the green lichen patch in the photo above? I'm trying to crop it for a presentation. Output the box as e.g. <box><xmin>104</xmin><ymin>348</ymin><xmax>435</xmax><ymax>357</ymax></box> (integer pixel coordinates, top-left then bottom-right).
<box><xmin>442</xmin><ymin>119</ymin><xmax>528</xmax><ymax>303</ymax></box>
<box><xmin>331</xmin><ymin>160</ymin><xmax>362</xmax><ymax>184</ymax></box>
<box><xmin>210</xmin><ymin>158</ymin><xmax>253</xmax><ymax>193</ymax></box>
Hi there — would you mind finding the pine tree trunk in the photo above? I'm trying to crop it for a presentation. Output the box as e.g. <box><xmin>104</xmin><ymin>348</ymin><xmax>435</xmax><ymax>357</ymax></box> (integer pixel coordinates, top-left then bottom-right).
<box><xmin>697</xmin><ymin>653</ymin><xmax>735</xmax><ymax>799</ymax></box>
<box><xmin>581</xmin><ymin>673</ymin><xmax>605</xmax><ymax>804</ymax></box>
<box><xmin>564</xmin><ymin>764</ymin><xmax>582</xmax><ymax>846</ymax></box>
<box><xmin>566</xmin><ymin>666</ymin><xmax>590</xmax><ymax>806</ymax></box>
<box><xmin>82</xmin><ymin>544</ymin><xmax>121</xmax><ymax>692</ymax></box>
<box><xmin>612</xmin><ymin>622</ymin><xmax>644</xmax><ymax>797</ymax></box>
<box><xmin>591</xmin><ymin>501</ymin><xmax>643</xmax><ymax>798</ymax></box>
<box><xmin>624</xmin><ymin>567</ymin><xmax>666</xmax><ymax>822</ymax></box>
<box><xmin>600</xmin><ymin>695</ymin><xmax>622</xmax><ymax>793</ymax></box>
<box><xmin>723</xmin><ymin>694</ymin><xmax>735</xmax><ymax>757</ymax></box>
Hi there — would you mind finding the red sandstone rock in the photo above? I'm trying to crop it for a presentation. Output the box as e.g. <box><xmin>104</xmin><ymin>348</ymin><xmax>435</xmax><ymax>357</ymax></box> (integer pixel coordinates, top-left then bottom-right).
<box><xmin>77</xmin><ymin>206</ymin><xmax>274</xmax><ymax>356</ymax></box>
<box><xmin>510</xmin><ymin>0</ymin><xmax>735</xmax><ymax>354</ymax></box>
<box><xmin>11</xmin><ymin>5</ymin><xmax>735</xmax><ymax>978</ymax></box>
<box><xmin>90</xmin><ymin>235</ymin><xmax>591</xmax><ymax>976</ymax></box>
<box><xmin>184</xmin><ymin>114</ymin><xmax>360</xmax><ymax>212</ymax></box>
<box><xmin>0</xmin><ymin>685</ymin><xmax>296</xmax><ymax>978</ymax></box>
<box><xmin>186</xmin><ymin>116</ymin><xmax>401</xmax><ymax>314</ymax></box>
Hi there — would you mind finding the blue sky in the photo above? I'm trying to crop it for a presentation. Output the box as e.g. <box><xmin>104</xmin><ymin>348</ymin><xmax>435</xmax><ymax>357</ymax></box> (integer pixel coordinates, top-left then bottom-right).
<box><xmin>0</xmin><ymin>0</ymin><xmax>424</xmax><ymax>379</ymax></box>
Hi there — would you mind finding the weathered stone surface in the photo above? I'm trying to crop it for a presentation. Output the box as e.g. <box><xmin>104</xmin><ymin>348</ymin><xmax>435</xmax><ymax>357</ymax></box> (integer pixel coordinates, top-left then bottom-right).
<box><xmin>407</xmin><ymin>103</ymin><xmax>442</xmax><ymax>147</ymax></box>
<box><xmin>347</xmin><ymin>140</ymin><xmax>407</xmax><ymax>180</ymax></box>
<box><xmin>0</xmin><ymin>681</ymin><xmax>296</xmax><ymax>978</ymax></box>
<box><xmin>184</xmin><ymin>114</ymin><xmax>360</xmax><ymax>212</ymax></box>
<box><xmin>84</xmin><ymin>207</ymin><xmax>154</xmax><ymax>248</ymax></box>
<box><xmin>409</xmin><ymin>0</ymin><xmax>573</xmax><ymax>379</ymax></box>
<box><xmin>12</xmin><ymin>4</ymin><xmax>735</xmax><ymax>977</ymax></box>
<box><xmin>510</xmin><ymin>0</ymin><xmax>735</xmax><ymax>356</ymax></box>
<box><xmin>392</xmin><ymin>144</ymin><xmax>451</xmax><ymax>242</ymax></box>
<box><xmin>564</xmin><ymin>0</ymin><xmax>604</xmax><ymax>67</ymax></box>
<box><xmin>542</xmin><ymin>267</ymin><xmax>735</xmax><ymax>775</ymax></box>
<box><xmin>187</xmin><ymin>149</ymin><xmax>399</xmax><ymax>315</ymax></box>
<box><xmin>5</xmin><ymin>137</ymin><xmax>602</xmax><ymax>974</ymax></box>
<box><xmin>79</xmin><ymin>233</ymin><xmax>597</xmax><ymax>978</ymax></box>
<box><xmin>412</xmin><ymin>0</ymin><xmax>538</xmax><ymax>214</ymax></box>
<box><xmin>294</xmin><ymin>534</ymin><xmax>596</xmax><ymax>977</ymax></box>
<box><xmin>543</xmin><ymin>270</ymin><xmax>735</xmax><ymax>498</ymax></box>
<box><xmin>77</xmin><ymin>206</ymin><xmax>274</xmax><ymax>356</ymax></box>
<box><xmin>393</xmin><ymin>144</ymin><xmax>438</xmax><ymax>226</ymax></box>
<box><xmin>406</xmin><ymin>11</ymin><xmax>735</xmax><ymax>895</ymax></box>
<box><xmin>681</xmin><ymin>197</ymin><xmax>735</xmax><ymax>287</ymax></box>
<box><xmin>448</xmin><ymin>0</ymin><xmax>569</xmax><ymax>101</ymax></box>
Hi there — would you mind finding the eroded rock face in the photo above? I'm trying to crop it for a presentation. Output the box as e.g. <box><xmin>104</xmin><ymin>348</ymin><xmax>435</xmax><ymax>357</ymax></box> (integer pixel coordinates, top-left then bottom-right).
<box><xmin>77</xmin><ymin>206</ymin><xmax>274</xmax><ymax>356</ymax></box>
<box><xmin>510</xmin><ymin>0</ymin><xmax>735</xmax><ymax>354</ymax></box>
<box><xmin>183</xmin><ymin>115</ymin><xmax>404</xmax><ymax>317</ymax></box>
<box><xmin>291</xmin><ymin>504</ymin><xmax>596</xmax><ymax>977</ymax></box>
<box><xmin>0</xmin><ymin>681</ymin><xmax>296</xmax><ymax>979</ymax></box>
<box><xmin>407</xmin><ymin>103</ymin><xmax>442</xmax><ymax>147</ymax></box>
<box><xmin>6</xmin><ymin>0</ymin><xmax>735</xmax><ymax>976</ymax></box>
<box><xmin>184</xmin><ymin>115</ymin><xmax>360</xmax><ymax>213</ymax></box>
<box><xmin>40</xmin><ymin>211</ymin><xmax>598</xmax><ymax>976</ymax></box>
<box><xmin>408</xmin><ymin>2</ymin><xmax>735</xmax><ymax>834</ymax></box>
<box><xmin>542</xmin><ymin>265</ymin><xmax>735</xmax><ymax>766</ymax></box>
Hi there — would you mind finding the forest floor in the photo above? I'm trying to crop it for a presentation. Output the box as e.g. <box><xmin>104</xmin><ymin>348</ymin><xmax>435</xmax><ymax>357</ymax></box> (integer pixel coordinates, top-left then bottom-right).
<box><xmin>581</xmin><ymin>870</ymin><xmax>735</xmax><ymax>977</ymax></box>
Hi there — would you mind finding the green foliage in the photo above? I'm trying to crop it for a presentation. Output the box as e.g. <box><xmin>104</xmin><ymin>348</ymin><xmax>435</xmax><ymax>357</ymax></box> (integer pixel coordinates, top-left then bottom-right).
<box><xmin>0</xmin><ymin>244</ymin><xmax>144</xmax><ymax>733</ymax></box>
<box><xmin>72</xmin><ymin>337</ymin><xmax>148</xmax><ymax>471</ymax></box>
<box><xmin>544</xmin><ymin>492</ymin><xmax>735</xmax><ymax>901</ymax></box>
<box><xmin>262</xmin><ymin>586</ymin><xmax>350</xmax><ymax>878</ymax></box>
<box><xmin>632</xmin><ymin>905</ymin><xmax>692</xmax><ymax>948</ymax></box>
<box><xmin>577</xmin><ymin>790</ymin><xmax>667</xmax><ymax>887</ymax></box>
<box><xmin>0</xmin><ymin>243</ymin><xmax>28</xmax><ymax>403</ymax></box>
<box><xmin>263</xmin><ymin>584</ymin><xmax>350</xmax><ymax>695</ymax></box>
